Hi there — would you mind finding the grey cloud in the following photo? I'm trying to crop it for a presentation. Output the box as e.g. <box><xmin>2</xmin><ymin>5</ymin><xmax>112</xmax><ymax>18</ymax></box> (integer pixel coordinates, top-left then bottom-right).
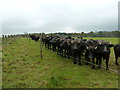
<box><xmin>2</xmin><ymin>0</ymin><xmax>119</xmax><ymax>34</ymax></box>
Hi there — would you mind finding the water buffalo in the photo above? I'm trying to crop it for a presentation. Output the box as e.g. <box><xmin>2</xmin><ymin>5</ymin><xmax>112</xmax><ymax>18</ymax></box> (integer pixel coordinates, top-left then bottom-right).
<box><xmin>30</xmin><ymin>35</ymin><xmax>40</xmax><ymax>42</ymax></box>
<box><xmin>114</xmin><ymin>43</ymin><xmax>120</xmax><ymax>65</ymax></box>
<box><xmin>85</xmin><ymin>39</ymin><xmax>97</xmax><ymax>69</ymax></box>
<box><xmin>60</xmin><ymin>38</ymin><xmax>72</xmax><ymax>57</ymax></box>
<box><xmin>50</xmin><ymin>36</ymin><xmax>60</xmax><ymax>51</ymax></box>
<box><xmin>50</xmin><ymin>37</ymin><xmax>57</xmax><ymax>51</ymax></box>
<box><xmin>71</xmin><ymin>39</ymin><xmax>86</xmax><ymax>65</ymax></box>
<box><xmin>43</xmin><ymin>36</ymin><xmax>54</xmax><ymax>49</ymax></box>
<box><xmin>56</xmin><ymin>38</ymin><xmax>64</xmax><ymax>56</ymax></box>
<box><xmin>95</xmin><ymin>40</ymin><xmax>114</xmax><ymax>70</ymax></box>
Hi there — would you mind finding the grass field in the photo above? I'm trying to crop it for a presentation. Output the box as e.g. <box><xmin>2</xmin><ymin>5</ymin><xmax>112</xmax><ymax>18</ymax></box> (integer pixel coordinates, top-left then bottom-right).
<box><xmin>2</xmin><ymin>37</ymin><xmax>119</xmax><ymax>88</ymax></box>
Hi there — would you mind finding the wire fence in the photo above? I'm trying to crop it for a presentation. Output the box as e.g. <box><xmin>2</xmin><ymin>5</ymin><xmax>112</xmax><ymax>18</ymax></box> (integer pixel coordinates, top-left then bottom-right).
<box><xmin>43</xmin><ymin>45</ymin><xmax>118</xmax><ymax>74</ymax></box>
<box><xmin>2</xmin><ymin>35</ymin><xmax>23</xmax><ymax>48</ymax></box>
<box><xmin>2</xmin><ymin>36</ymin><xmax>118</xmax><ymax>74</ymax></box>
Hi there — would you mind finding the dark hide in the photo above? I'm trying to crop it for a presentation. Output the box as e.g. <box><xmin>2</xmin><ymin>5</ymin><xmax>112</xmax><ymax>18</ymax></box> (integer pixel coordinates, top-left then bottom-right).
<box><xmin>30</xmin><ymin>35</ymin><xmax>40</xmax><ymax>42</ymax></box>
<box><xmin>114</xmin><ymin>43</ymin><xmax>120</xmax><ymax>65</ymax></box>
<box><xmin>71</xmin><ymin>39</ymin><xmax>86</xmax><ymax>65</ymax></box>
<box><xmin>95</xmin><ymin>40</ymin><xmax>114</xmax><ymax>70</ymax></box>
<box><xmin>60</xmin><ymin>39</ymin><xmax>72</xmax><ymax>57</ymax></box>
<box><xmin>85</xmin><ymin>39</ymin><xmax>97</xmax><ymax>69</ymax></box>
<box><xmin>44</xmin><ymin>36</ymin><xmax>53</xmax><ymax>49</ymax></box>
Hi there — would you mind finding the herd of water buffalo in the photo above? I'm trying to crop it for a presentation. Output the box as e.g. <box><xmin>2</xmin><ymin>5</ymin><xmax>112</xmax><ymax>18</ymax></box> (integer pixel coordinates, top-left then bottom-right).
<box><xmin>30</xmin><ymin>34</ymin><xmax>120</xmax><ymax>70</ymax></box>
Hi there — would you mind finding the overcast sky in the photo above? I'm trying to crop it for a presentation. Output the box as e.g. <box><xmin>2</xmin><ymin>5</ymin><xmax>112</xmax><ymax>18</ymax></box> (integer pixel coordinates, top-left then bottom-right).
<box><xmin>1</xmin><ymin>0</ymin><xmax>119</xmax><ymax>35</ymax></box>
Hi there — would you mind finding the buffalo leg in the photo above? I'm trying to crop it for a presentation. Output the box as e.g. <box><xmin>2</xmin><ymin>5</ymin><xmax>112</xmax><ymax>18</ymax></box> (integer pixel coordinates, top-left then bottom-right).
<box><xmin>98</xmin><ymin>58</ymin><xmax>102</xmax><ymax>68</ymax></box>
<box><xmin>96</xmin><ymin>58</ymin><xmax>98</xmax><ymax>64</ymax></box>
<box><xmin>68</xmin><ymin>49</ymin><xmax>71</xmax><ymax>58</ymax></box>
<box><xmin>115</xmin><ymin>56</ymin><xmax>119</xmax><ymax>65</ymax></box>
<box><xmin>92</xmin><ymin>58</ymin><xmax>95</xmax><ymax>69</ymax></box>
<box><xmin>52</xmin><ymin>44</ymin><xmax>55</xmax><ymax>51</ymax></box>
<box><xmin>54</xmin><ymin>45</ymin><xmax>56</xmax><ymax>51</ymax></box>
<box><xmin>48</xmin><ymin>43</ymin><xmax>49</xmax><ymax>49</ymax></box>
<box><xmin>78</xmin><ymin>52</ymin><xmax>82</xmax><ymax>65</ymax></box>
<box><xmin>85</xmin><ymin>52</ymin><xmax>89</xmax><ymax>65</ymax></box>
<box><xmin>78</xmin><ymin>57</ymin><xmax>82</xmax><ymax>65</ymax></box>
<box><xmin>74</xmin><ymin>59</ymin><xmax>77</xmax><ymax>64</ymax></box>
<box><xmin>60</xmin><ymin>48</ymin><xmax>63</xmax><ymax>57</ymax></box>
<box><xmin>64</xmin><ymin>49</ymin><xmax>67</xmax><ymax>57</ymax></box>
<box><xmin>86</xmin><ymin>58</ymin><xmax>90</xmax><ymax>65</ymax></box>
<box><xmin>49</xmin><ymin>43</ymin><xmax>51</xmax><ymax>49</ymax></box>
<box><xmin>67</xmin><ymin>50</ymin><xmax>70</xmax><ymax>58</ymax></box>
<box><xmin>106</xmin><ymin>59</ymin><xmax>109</xmax><ymax>70</ymax></box>
<box><xmin>73</xmin><ymin>53</ymin><xmax>77</xmax><ymax>64</ymax></box>
<box><xmin>45</xmin><ymin>42</ymin><xmax>47</xmax><ymax>48</ymax></box>
<box><xmin>57</xmin><ymin>47</ymin><xmax>59</xmax><ymax>55</ymax></box>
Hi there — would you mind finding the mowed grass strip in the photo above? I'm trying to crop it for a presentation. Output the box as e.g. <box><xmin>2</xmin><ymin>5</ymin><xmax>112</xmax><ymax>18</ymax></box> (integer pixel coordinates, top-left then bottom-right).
<box><xmin>2</xmin><ymin>37</ymin><xmax>118</xmax><ymax>88</ymax></box>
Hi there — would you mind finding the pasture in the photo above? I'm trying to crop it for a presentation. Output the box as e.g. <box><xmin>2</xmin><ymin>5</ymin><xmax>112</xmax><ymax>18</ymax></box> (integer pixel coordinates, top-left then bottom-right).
<box><xmin>2</xmin><ymin>37</ymin><xmax>119</xmax><ymax>88</ymax></box>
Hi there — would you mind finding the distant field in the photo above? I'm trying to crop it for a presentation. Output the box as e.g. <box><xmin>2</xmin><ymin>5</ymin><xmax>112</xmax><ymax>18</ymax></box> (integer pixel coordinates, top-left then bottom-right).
<box><xmin>84</xmin><ymin>37</ymin><xmax>118</xmax><ymax>44</ymax></box>
<box><xmin>2</xmin><ymin>37</ymin><xmax>119</xmax><ymax>88</ymax></box>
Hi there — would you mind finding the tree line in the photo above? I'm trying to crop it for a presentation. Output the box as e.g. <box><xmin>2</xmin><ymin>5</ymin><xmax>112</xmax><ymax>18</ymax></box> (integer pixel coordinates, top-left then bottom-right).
<box><xmin>53</xmin><ymin>30</ymin><xmax>120</xmax><ymax>38</ymax></box>
<box><xmin>2</xmin><ymin>30</ymin><xmax>120</xmax><ymax>38</ymax></box>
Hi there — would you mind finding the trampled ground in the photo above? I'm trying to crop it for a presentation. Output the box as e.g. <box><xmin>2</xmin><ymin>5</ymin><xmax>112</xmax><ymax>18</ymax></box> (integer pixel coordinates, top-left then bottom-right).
<box><xmin>2</xmin><ymin>37</ymin><xmax>119</xmax><ymax>88</ymax></box>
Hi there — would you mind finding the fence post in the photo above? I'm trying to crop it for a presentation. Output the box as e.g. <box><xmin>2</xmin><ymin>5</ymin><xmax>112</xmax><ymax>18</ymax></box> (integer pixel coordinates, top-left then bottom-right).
<box><xmin>14</xmin><ymin>35</ymin><xmax>16</xmax><ymax>42</ymax></box>
<box><xmin>28</xmin><ymin>34</ymin><xmax>31</xmax><ymax>43</ymax></box>
<box><xmin>5</xmin><ymin>35</ymin><xmax>7</xmax><ymax>46</ymax></box>
<box><xmin>10</xmin><ymin>35</ymin><xmax>12</xmax><ymax>43</ymax></box>
<box><xmin>2</xmin><ymin>35</ymin><xmax>4</xmax><ymax>45</ymax></box>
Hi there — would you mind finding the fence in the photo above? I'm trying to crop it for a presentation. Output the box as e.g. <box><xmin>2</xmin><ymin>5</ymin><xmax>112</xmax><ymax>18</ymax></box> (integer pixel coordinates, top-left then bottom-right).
<box><xmin>42</xmin><ymin>44</ymin><xmax>118</xmax><ymax>74</ymax></box>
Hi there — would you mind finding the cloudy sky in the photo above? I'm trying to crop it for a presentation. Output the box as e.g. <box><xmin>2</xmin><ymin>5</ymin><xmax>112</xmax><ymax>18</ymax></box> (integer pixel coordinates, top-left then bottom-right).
<box><xmin>1</xmin><ymin>0</ymin><xmax>119</xmax><ymax>35</ymax></box>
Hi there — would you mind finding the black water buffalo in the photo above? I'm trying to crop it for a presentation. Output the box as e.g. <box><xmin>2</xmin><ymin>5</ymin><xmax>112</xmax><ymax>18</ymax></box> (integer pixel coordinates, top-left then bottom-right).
<box><xmin>71</xmin><ymin>39</ymin><xmax>86</xmax><ymax>65</ymax></box>
<box><xmin>56</xmin><ymin>38</ymin><xmax>64</xmax><ymax>55</ymax></box>
<box><xmin>85</xmin><ymin>39</ymin><xmax>98</xmax><ymax>69</ymax></box>
<box><xmin>60</xmin><ymin>38</ymin><xmax>72</xmax><ymax>57</ymax></box>
<box><xmin>43</xmin><ymin>36</ymin><xmax>54</xmax><ymax>49</ymax></box>
<box><xmin>114</xmin><ymin>43</ymin><xmax>120</xmax><ymax>65</ymax></box>
<box><xmin>50</xmin><ymin>36</ymin><xmax>60</xmax><ymax>51</ymax></box>
<box><xmin>95</xmin><ymin>40</ymin><xmax>114</xmax><ymax>70</ymax></box>
<box><xmin>30</xmin><ymin>35</ymin><xmax>40</xmax><ymax>42</ymax></box>
<box><xmin>41</xmin><ymin>36</ymin><xmax>46</xmax><ymax>45</ymax></box>
<box><xmin>43</xmin><ymin>36</ymin><xmax>49</xmax><ymax>48</ymax></box>
<box><xmin>50</xmin><ymin>37</ymin><xmax>57</xmax><ymax>51</ymax></box>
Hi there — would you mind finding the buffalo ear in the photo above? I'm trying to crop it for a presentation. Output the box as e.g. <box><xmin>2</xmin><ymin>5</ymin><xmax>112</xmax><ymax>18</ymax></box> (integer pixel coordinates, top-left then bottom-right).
<box><xmin>86</xmin><ymin>46</ymin><xmax>88</xmax><ymax>49</ymax></box>
<box><xmin>109</xmin><ymin>44</ymin><xmax>114</xmax><ymax>47</ymax></box>
<box><xmin>95</xmin><ymin>46</ymin><xmax>97</xmax><ymax>49</ymax></box>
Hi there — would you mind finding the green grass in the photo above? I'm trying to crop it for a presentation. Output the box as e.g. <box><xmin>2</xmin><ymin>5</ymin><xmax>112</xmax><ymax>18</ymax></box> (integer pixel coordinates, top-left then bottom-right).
<box><xmin>2</xmin><ymin>37</ymin><xmax>119</xmax><ymax>88</ymax></box>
